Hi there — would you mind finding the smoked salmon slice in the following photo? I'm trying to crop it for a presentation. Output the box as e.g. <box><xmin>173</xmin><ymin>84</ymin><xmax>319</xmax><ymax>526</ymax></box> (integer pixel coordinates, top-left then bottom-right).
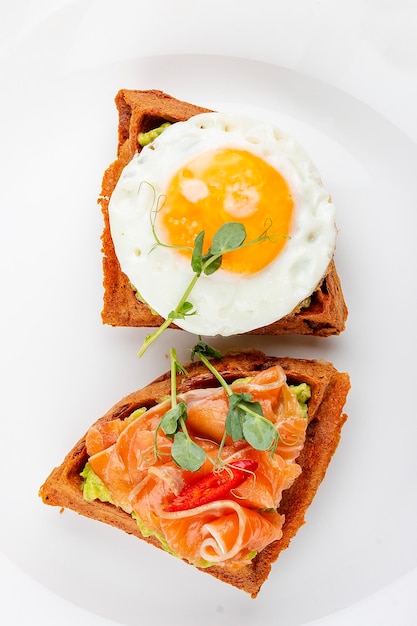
<box><xmin>84</xmin><ymin>364</ymin><xmax>308</xmax><ymax>568</ymax></box>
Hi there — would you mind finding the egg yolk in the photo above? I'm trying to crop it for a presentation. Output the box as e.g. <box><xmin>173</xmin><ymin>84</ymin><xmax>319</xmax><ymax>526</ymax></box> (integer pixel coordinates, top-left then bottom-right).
<box><xmin>157</xmin><ymin>148</ymin><xmax>294</xmax><ymax>275</ymax></box>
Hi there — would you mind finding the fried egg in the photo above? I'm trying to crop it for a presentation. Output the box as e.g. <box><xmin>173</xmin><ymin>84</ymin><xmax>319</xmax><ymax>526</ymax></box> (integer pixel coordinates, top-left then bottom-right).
<box><xmin>109</xmin><ymin>112</ymin><xmax>337</xmax><ymax>336</ymax></box>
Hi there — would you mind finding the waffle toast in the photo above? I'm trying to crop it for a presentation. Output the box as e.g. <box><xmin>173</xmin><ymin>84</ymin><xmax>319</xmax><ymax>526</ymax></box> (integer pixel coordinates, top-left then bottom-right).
<box><xmin>39</xmin><ymin>350</ymin><xmax>350</xmax><ymax>598</ymax></box>
<box><xmin>98</xmin><ymin>89</ymin><xmax>348</xmax><ymax>336</ymax></box>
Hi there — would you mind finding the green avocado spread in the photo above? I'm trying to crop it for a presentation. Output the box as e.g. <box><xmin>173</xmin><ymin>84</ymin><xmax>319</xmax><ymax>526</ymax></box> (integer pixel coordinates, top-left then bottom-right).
<box><xmin>138</xmin><ymin>122</ymin><xmax>171</xmax><ymax>147</ymax></box>
<box><xmin>289</xmin><ymin>382</ymin><xmax>311</xmax><ymax>419</ymax></box>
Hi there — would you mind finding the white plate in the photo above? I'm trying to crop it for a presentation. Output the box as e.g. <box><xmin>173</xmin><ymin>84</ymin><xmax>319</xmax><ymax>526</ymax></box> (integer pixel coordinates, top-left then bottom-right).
<box><xmin>1</xmin><ymin>2</ymin><xmax>417</xmax><ymax>625</ymax></box>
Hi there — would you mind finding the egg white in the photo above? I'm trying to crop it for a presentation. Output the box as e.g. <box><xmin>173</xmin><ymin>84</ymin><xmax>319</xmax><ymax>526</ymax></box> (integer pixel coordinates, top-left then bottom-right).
<box><xmin>108</xmin><ymin>112</ymin><xmax>337</xmax><ymax>336</ymax></box>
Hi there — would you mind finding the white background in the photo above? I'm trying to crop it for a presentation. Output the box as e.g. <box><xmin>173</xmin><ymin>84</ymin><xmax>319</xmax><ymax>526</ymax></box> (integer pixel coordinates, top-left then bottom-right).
<box><xmin>1</xmin><ymin>1</ymin><xmax>417</xmax><ymax>624</ymax></box>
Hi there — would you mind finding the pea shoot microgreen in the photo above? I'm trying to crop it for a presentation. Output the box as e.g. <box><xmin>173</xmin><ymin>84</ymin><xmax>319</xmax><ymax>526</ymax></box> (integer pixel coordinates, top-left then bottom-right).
<box><xmin>191</xmin><ymin>341</ymin><xmax>280</xmax><ymax>455</ymax></box>
<box><xmin>137</xmin><ymin>219</ymin><xmax>278</xmax><ymax>357</ymax></box>
<box><xmin>154</xmin><ymin>348</ymin><xmax>207</xmax><ymax>472</ymax></box>
<box><xmin>151</xmin><ymin>340</ymin><xmax>300</xmax><ymax>472</ymax></box>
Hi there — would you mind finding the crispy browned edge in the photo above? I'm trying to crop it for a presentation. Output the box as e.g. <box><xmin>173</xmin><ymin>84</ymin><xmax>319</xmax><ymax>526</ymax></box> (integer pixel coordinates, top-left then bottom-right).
<box><xmin>98</xmin><ymin>89</ymin><xmax>348</xmax><ymax>337</ymax></box>
<box><xmin>39</xmin><ymin>350</ymin><xmax>350</xmax><ymax>598</ymax></box>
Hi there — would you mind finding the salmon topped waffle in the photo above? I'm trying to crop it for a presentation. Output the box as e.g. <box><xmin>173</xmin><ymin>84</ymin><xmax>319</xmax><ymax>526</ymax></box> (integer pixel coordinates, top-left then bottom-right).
<box><xmin>39</xmin><ymin>349</ymin><xmax>350</xmax><ymax>597</ymax></box>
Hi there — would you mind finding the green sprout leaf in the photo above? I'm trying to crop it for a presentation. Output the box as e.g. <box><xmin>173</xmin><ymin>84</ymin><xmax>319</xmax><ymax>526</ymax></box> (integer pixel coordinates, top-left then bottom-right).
<box><xmin>225</xmin><ymin>407</ymin><xmax>244</xmax><ymax>441</ymax></box>
<box><xmin>242</xmin><ymin>414</ymin><xmax>277</xmax><ymax>451</ymax></box>
<box><xmin>160</xmin><ymin>402</ymin><xmax>187</xmax><ymax>436</ymax></box>
<box><xmin>191</xmin><ymin>231</ymin><xmax>205</xmax><ymax>275</ymax></box>
<box><xmin>229</xmin><ymin>392</ymin><xmax>254</xmax><ymax>407</ymax></box>
<box><xmin>202</xmin><ymin>254</ymin><xmax>222</xmax><ymax>276</ymax></box>
<box><xmin>201</xmin><ymin>222</ymin><xmax>247</xmax><ymax>276</ymax></box>
<box><xmin>191</xmin><ymin>337</ymin><xmax>223</xmax><ymax>362</ymax></box>
<box><xmin>171</xmin><ymin>432</ymin><xmax>206</xmax><ymax>471</ymax></box>
<box><xmin>168</xmin><ymin>301</ymin><xmax>196</xmax><ymax>321</ymax></box>
<box><xmin>207</xmin><ymin>222</ymin><xmax>246</xmax><ymax>256</ymax></box>
<box><xmin>225</xmin><ymin>392</ymin><xmax>253</xmax><ymax>441</ymax></box>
